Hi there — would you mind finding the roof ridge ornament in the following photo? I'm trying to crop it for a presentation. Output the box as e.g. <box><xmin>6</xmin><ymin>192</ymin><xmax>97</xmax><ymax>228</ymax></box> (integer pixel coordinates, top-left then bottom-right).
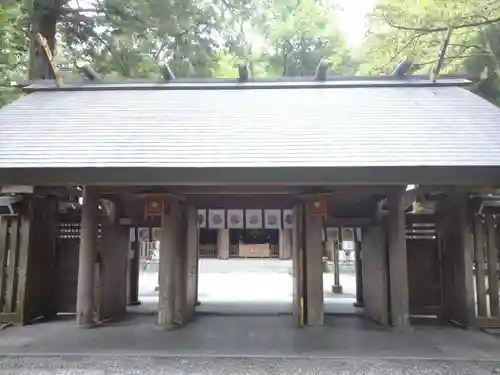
<box><xmin>314</xmin><ymin>60</ymin><xmax>329</xmax><ymax>81</ymax></box>
<box><xmin>430</xmin><ymin>27</ymin><xmax>454</xmax><ymax>84</ymax></box>
<box><xmin>160</xmin><ymin>62</ymin><xmax>175</xmax><ymax>82</ymax></box>
<box><xmin>237</xmin><ymin>62</ymin><xmax>249</xmax><ymax>83</ymax></box>
<box><xmin>392</xmin><ymin>57</ymin><xmax>413</xmax><ymax>78</ymax></box>
<box><xmin>76</xmin><ymin>61</ymin><xmax>101</xmax><ymax>81</ymax></box>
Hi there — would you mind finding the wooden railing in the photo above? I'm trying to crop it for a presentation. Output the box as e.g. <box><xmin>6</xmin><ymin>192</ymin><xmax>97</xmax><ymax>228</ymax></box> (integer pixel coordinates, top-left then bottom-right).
<box><xmin>472</xmin><ymin>215</ymin><xmax>500</xmax><ymax>328</ymax></box>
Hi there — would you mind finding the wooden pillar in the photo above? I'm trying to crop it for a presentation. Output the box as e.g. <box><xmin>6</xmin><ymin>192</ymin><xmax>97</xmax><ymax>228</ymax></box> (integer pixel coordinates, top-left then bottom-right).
<box><xmin>217</xmin><ymin>229</ymin><xmax>229</xmax><ymax>259</ymax></box>
<box><xmin>292</xmin><ymin>203</ymin><xmax>305</xmax><ymax>324</ymax></box>
<box><xmin>185</xmin><ymin>206</ymin><xmax>199</xmax><ymax>322</ymax></box>
<box><xmin>127</xmin><ymin>227</ymin><xmax>141</xmax><ymax>306</ymax></box>
<box><xmin>95</xmin><ymin>201</ymin><xmax>129</xmax><ymax>322</ymax></box>
<box><xmin>174</xmin><ymin>205</ymin><xmax>187</xmax><ymax>327</ymax></box>
<box><xmin>486</xmin><ymin>216</ymin><xmax>499</xmax><ymax>317</ymax></box>
<box><xmin>354</xmin><ymin>238</ymin><xmax>364</xmax><ymax>308</ymax></box>
<box><xmin>304</xmin><ymin>201</ymin><xmax>324</xmax><ymax>326</ymax></box>
<box><xmin>331</xmin><ymin>240</ymin><xmax>343</xmax><ymax>294</ymax></box>
<box><xmin>279</xmin><ymin>229</ymin><xmax>292</xmax><ymax>260</ymax></box>
<box><xmin>76</xmin><ymin>186</ymin><xmax>98</xmax><ymax>328</ymax></box>
<box><xmin>387</xmin><ymin>189</ymin><xmax>410</xmax><ymax>328</ymax></box>
<box><xmin>473</xmin><ymin>217</ymin><xmax>487</xmax><ymax>317</ymax></box>
<box><xmin>158</xmin><ymin>199</ymin><xmax>181</xmax><ymax>329</ymax></box>
<box><xmin>440</xmin><ymin>192</ymin><xmax>475</xmax><ymax>326</ymax></box>
<box><xmin>361</xmin><ymin>224</ymin><xmax>389</xmax><ymax>324</ymax></box>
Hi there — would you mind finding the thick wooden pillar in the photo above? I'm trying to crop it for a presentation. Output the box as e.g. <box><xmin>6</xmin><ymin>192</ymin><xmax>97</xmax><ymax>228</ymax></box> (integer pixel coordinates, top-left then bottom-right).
<box><xmin>387</xmin><ymin>190</ymin><xmax>410</xmax><ymax>328</ymax></box>
<box><xmin>185</xmin><ymin>206</ymin><xmax>199</xmax><ymax>322</ymax></box>
<box><xmin>127</xmin><ymin>227</ymin><xmax>141</xmax><ymax>306</ymax></box>
<box><xmin>354</xmin><ymin>230</ymin><xmax>364</xmax><ymax>307</ymax></box>
<box><xmin>279</xmin><ymin>229</ymin><xmax>292</xmax><ymax>260</ymax></box>
<box><xmin>23</xmin><ymin>195</ymin><xmax>59</xmax><ymax>322</ymax></box>
<box><xmin>217</xmin><ymin>229</ymin><xmax>229</xmax><ymax>259</ymax></box>
<box><xmin>174</xmin><ymin>206</ymin><xmax>187</xmax><ymax>327</ymax></box>
<box><xmin>304</xmin><ymin>201</ymin><xmax>324</xmax><ymax>326</ymax></box>
<box><xmin>440</xmin><ymin>192</ymin><xmax>475</xmax><ymax>326</ymax></box>
<box><xmin>361</xmin><ymin>224</ymin><xmax>389</xmax><ymax>325</ymax></box>
<box><xmin>292</xmin><ymin>203</ymin><xmax>305</xmax><ymax>324</ymax></box>
<box><xmin>95</xmin><ymin>201</ymin><xmax>128</xmax><ymax>322</ymax></box>
<box><xmin>76</xmin><ymin>187</ymin><xmax>98</xmax><ymax>328</ymax></box>
<box><xmin>331</xmin><ymin>240</ymin><xmax>343</xmax><ymax>294</ymax></box>
<box><xmin>158</xmin><ymin>199</ymin><xmax>181</xmax><ymax>329</ymax></box>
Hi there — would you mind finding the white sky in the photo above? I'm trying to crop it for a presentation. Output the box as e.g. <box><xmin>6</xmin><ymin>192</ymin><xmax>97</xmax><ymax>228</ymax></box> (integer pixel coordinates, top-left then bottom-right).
<box><xmin>69</xmin><ymin>0</ymin><xmax>374</xmax><ymax>47</ymax></box>
<box><xmin>335</xmin><ymin>0</ymin><xmax>376</xmax><ymax>46</ymax></box>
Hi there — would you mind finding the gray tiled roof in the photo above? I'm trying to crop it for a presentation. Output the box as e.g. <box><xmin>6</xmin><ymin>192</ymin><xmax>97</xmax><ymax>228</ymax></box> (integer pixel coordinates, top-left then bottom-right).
<box><xmin>0</xmin><ymin>85</ymin><xmax>499</xmax><ymax>168</ymax></box>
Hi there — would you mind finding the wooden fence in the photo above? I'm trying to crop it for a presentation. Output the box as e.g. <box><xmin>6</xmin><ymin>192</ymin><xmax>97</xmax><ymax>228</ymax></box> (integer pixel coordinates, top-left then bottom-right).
<box><xmin>472</xmin><ymin>215</ymin><xmax>500</xmax><ymax>328</ymax></box>
<box><xmin>0</xmin><ymin>215</ymin><xmax>27</xmax><ymax>324</ymax></box>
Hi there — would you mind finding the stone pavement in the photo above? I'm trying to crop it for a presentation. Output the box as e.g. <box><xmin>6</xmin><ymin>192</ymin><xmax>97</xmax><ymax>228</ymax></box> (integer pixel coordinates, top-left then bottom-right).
<box><xmin>140</xmin><ymin>259</ymin><xmax>357</xmax><ymax>314</ymax></box>
<box><xmin>1</xmin><ymin>313</ymin><xmax>500</xmax><ymax>373</ymax></box>
<box><xmin>1</xmin><ymin>259</ymin><xmax>500</xmax><ymax>373</ymax></box>
<box><xmin>1</xmin><ymin>356</ymin><xmax>500</xmax><ymax>374</ymax></box>
<box><xmin>1</xmin><ymin>313</ymin><xmax>500</xmax><ymax>360</ymax></box>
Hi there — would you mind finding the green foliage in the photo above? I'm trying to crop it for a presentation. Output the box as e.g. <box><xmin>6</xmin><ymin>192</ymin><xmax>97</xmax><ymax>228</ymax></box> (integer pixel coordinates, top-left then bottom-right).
<box><xmin>1</xmin><ymin>0</ymin><xmax>499</xmax><ymax>108</ymax></box>
<box><xmin>255</xmin><ymin>0</ymin><xmax>352</xmax><ymax>76</ymax></box>
<box><xmin>0</xmin><ymin>1</ymin><xmax>30</xmax><ymax>106</ymax></box>
<box><xmin>58</xmin><ymin>0</ymin><xmax>226</xmax><ymax>78</ymax></box>
<box><xmin>359</xmin><ymin>0</ymin><xmax>500</xmax><ymax>103</ymax></box>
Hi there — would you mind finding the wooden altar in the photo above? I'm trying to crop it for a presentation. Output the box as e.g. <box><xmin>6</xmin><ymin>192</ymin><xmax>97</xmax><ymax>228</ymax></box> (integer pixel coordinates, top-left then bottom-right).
<box><xmin>238</xmin><ymin>243</ymin><xmax>271</xmax><ymax>258</ymax></box>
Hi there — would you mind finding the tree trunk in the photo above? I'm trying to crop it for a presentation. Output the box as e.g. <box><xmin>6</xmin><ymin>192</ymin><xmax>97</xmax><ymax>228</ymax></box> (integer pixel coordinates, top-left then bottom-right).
<box><xmin>29</xmin><ymin>0</ymin><xmax>61</xmax><ymax>80</ymax></box>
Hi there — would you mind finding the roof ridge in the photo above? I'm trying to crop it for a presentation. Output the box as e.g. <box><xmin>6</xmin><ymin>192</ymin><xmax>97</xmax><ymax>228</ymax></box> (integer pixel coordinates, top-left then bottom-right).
<box><xmin>24</xmin><ymin>77</ymin><xmax>472</xmax><ymax>92</ymax></box>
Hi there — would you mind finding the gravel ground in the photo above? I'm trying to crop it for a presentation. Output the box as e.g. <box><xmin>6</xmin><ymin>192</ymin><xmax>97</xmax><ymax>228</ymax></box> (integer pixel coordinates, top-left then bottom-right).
<box><xmin>0</xmin><ymin>356</ymin><xmax>500</xmax><ymax>375</ymax></box>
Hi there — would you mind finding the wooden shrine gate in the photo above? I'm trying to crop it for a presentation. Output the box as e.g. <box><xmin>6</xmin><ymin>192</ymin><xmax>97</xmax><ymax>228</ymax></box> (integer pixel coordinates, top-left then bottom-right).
<box><xmin>406</xmin><ymin>215</ymin><xmax>442</xmax><ymax>317</ymax></box>
<box><xmin>0</xmin><ymin>197</ymin><xmax>58</xmax><ymax>325</ymax></box>
<box><xmin>54</xmin><ymin>207</ymin><xmax>129</xmax><ymax>322</ymax></box>
<box><xmin>0</xmin><ymin>215</ymin><xmax>27</xmax><ymax>323</ymax></box>
<box><xmin>471</xmin><ymin>214</ymin><xmax>500</xmax><ymax>328</ymax></box>
<box><xmin>55</xmin><ymin>217</ymin><xmax>81</xmax><ymax>313</ymax></box>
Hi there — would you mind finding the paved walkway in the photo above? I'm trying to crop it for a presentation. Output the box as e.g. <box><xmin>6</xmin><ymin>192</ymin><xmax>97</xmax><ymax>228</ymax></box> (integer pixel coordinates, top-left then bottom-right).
<box><xmin>140</xmin><ymin>259</ymin><xmax>357</xmax><ymax>314</ymax></box>
<box><xmin>1</xmin><ymin>313</ymin><xmax>500</xmax><ymax>360</ymax></box>
<box><xmin>1</xmin><ymin>356</ymin><xmax>499</xmax><ymax>374</ymax></box>
<box><xmin>1</xmin><ymin>259</ymin><xmax>499</xmax><ymax>373</ymax></box>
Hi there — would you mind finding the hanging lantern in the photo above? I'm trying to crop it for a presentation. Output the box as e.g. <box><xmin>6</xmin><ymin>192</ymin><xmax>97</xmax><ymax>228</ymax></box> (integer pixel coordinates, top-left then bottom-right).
<box><xmin>144</xmin><ymin>196</ymin><xmax>166</xmax><ymax>218</ymax></box>
<box><xmin>307</xmin><ymin>197</ymin><xmax>327</xmax><ymax>217</ymax></box>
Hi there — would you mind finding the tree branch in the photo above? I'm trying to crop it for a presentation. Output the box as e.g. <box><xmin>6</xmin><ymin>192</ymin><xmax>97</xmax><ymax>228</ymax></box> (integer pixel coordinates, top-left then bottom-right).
<box><xmin>383</xmin><ymin>14</ymin><xmax>500</xmax><ymax>33</ymax></box>
<box><xmin>374</xmin><ymin>33</ymin><xmax>425</xmax><ymax>71</ymax></box>
<box><xmin>220</xmin><ymin>0</ymin><xmax>239</xmax><ymax>10</ymax></box>
<box><xmin>417</xmin><ymin>53</ymin><xmax>492</xmax><ymax>67</ymax></box>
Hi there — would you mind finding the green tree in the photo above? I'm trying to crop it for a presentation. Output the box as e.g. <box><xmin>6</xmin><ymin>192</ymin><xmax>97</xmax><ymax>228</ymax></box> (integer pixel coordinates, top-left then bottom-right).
<box><xmin>57</xmin><ymin>0</ymin><xmax>231</xmax><ymax>79</ymax></box>
<box><xmin>0</xmin><ymin>1</ymin><xmax>30</xmax><ymax>106</ymax></box>
<box><xmin>359</xmin><ymin>0</ymin><xmax>500</xmax><ymax>103</ymax></box>
<box><xmin>257</xmin><ymin>0</ymin><xmax>353</xmax><ymax>76</ymax></box>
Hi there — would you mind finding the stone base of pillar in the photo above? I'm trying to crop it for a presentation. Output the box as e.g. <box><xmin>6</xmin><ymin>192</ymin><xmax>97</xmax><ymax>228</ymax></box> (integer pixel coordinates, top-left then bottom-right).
<box><xmin>217</xmin><ymin>229</ymin><xmax>230</xmax><ymax>259</ymax></box>
<box><xmin>77</xmin><ymin>322</ymin><xmax>96</xmax><ymax>329</ymax></box>
<box><xmin>332</xmin><ymin>285</ymin><xmax>343</xmax><ymax>294</ymax></box>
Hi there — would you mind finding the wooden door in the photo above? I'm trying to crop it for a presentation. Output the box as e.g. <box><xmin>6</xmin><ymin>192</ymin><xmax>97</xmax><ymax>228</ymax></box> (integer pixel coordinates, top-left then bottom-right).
<box><xmin>54</xmin><ymin>220</ymin><xmax>80</xmax><ymax>313</ymax></box>
<box><xmin>406</xmin><ymin>220</ymin><xmax>442</xmax><ymax>317</ymax></box>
